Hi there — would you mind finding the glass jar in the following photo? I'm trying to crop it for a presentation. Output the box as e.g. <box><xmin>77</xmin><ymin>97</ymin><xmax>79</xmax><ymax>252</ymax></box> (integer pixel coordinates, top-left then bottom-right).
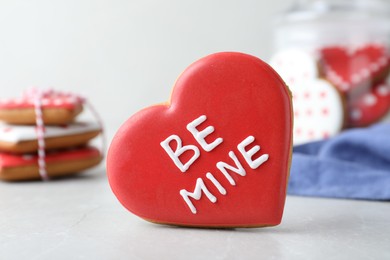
<box><xmin>269</xmin><ymin>0</ymin><xmax>390</xmax><ymax>144</ymax></box>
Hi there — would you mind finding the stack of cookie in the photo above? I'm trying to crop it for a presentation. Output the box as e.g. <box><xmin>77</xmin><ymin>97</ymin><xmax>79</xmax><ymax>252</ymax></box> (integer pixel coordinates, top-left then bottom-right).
<box><xmin>0</xmin><ymin>90</ymin><xmax>103</xmax><ymax>181</ymax></box>
<box><xmin>270</xmin><ymin>43</ymin><xmax>390</xmax><ymax>145</ymax></box>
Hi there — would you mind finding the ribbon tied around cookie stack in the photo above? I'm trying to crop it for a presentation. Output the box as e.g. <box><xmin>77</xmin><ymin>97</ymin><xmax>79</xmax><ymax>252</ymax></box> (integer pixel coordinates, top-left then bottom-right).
<box><xmin>0</xmin><ymin>87</ymin><xmax>105</xmax><ymax>181</ymax></box>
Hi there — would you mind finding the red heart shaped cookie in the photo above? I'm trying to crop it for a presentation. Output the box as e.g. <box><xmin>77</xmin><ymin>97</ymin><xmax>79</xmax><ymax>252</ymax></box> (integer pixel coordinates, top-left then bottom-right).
<box><xmin>107</xmin><ymin>52</ymin><xmax>293</xmax><ymax>228</ymax></box>
<box><xmin>348</xmin><ymin>82</ymin><xmax>390</xmax><ymax>127</ymax></box>
<box><xmin>320</xmin><ymin>44</ymin><xmax>390</xmax><ymax>93</ymax></box>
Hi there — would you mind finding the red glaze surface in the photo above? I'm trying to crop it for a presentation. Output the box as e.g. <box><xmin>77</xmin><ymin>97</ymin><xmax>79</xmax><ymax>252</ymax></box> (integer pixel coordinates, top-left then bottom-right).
<box><xmin>320</xmin><ymin>44</ymin><xmax>390</xmax><ymax>93</ymax></box>
<box><xmin>348</xmin><ymin>82</ymin><xmax>390</xmax><ymax>127</ymax></box>
<box><xmin>0</xmin><ymin>146</ymin><xmax>100</xmax><ymax>168</ymax></box>
<box><xmin>0</xmin><ymin>94</ymin><xmax>82</xmax><ymax>110</ymax></box>
<box><xmin>107</xmin><ymin>52</ymin><xmax>293</xmax><ymax>227</ymax></box>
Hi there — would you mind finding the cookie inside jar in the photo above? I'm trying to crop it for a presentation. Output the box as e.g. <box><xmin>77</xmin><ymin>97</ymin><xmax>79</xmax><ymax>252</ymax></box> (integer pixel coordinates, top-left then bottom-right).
<box><xmin>270</xmin><ymin>0</ymin><xmax>390</xmax><ymax>145</ymax></box>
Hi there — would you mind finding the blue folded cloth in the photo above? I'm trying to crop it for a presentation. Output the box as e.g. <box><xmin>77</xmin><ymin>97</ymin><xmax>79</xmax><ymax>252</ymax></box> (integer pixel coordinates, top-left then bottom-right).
<box><xmin>288</xmin><ymin>123</ymin><xmax>390</xmax><ymax>200</ymax></box>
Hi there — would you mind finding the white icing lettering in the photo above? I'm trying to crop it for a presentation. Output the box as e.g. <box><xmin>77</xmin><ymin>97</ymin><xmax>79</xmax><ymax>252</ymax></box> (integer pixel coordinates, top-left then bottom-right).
<box><xmin>237</xmin><ymin>136</ymin><xmax>269</xmax><ymax>169</ymax></box>
<box><xmin>206</xmin><ymin>172</ymin><xmax>227</xmax><ymax>195</ymax></box>
<box><xmin>178</xmin><ymin>135</ymin><xmax>271</xmax><ymax>214</ymax></box>
<box><xmin>160</xmin><ymin>135</ymin><xmax>200</xmax><ymax>173</ymax></box>
<box><xmin>161</xmin><ymin>115</ymin><xmax>272</xmax><ymax>214</ymax></box>
<box><xmin>216</xmin><ymin>151</ymin><xmax>246</xmax><ymax>186</ymax></box>
<box><xmin>180</xmin><ymin>178</ymin><xmax>217</xmax><ymax>214</ymax></box>
<box><xmin>186</xmin><ymin>115</ymin><xmax>223</xmax><ymax>152</ymax></box>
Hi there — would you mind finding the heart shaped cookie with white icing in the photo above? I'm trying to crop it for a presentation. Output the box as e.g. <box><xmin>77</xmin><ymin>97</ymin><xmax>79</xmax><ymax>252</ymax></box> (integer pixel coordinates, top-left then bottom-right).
<box><xmin>291</xmin><ymin>79</ymin><xmax>345</xmax><ymax>145</ymax></box>
<box><xmin>270</xmin><ymin>48</ymin><xmax>318</xmax><ymax>86</ymax></box>
<box><xmin>107</xmin><ymin>52</ymin><xmax>293</xmax><ymax>228</ymax></box>
<box><xmin>270</xmin><ymin>49</ymin><xmax>345</xmax><ymax>145</ymax></box>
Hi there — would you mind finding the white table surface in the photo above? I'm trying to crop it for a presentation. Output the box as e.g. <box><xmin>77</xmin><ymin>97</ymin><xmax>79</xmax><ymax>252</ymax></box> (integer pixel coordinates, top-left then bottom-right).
<box><xmin>1</xmin><ymin>166</ymin><xmax>389</xmax><ymax>260</ymax></box>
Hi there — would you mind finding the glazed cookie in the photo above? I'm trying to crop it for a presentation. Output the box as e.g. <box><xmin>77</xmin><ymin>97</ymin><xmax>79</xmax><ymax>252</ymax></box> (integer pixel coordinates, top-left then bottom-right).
<box><xmin>0</xmin><ymin>146</ymin><xmax>102</xmax><ymax>181</ymax></box>
<box><xmin>107</xmin><ymin>52</ymin><xmax>293</xmax><ymax>228</ymax></box>
<box><xmin>269</xmin><ymin>48</ymin><xmax>318</xmax><ymax>85</ymax></box>
<box><xmin>0</xmin><ymin>90</ymin><xmax>84</xmax><ymax>125</ymax></box>
<box><xmin>0</xmin><ymin>122</ymin><xmax>101</xmax><ymax>153</ymax></box>
<box><xmin>320</xmin><ymin>44</ymin><xmax>390</xmax><ymax>94</ymax></box>
<box><xmin>348</xmin><ymin>82</ymin><xmax>390</xmax><ymax>127</ymax></box>
<box><xmin>291</xmin><ymin>79</ymin><xmax>345</xmax><ymax>145</ymax></box>
<box><xmin>270</xmin><ymin>49</ymin><xmax>345</xmax><ymax>145</ymax></box>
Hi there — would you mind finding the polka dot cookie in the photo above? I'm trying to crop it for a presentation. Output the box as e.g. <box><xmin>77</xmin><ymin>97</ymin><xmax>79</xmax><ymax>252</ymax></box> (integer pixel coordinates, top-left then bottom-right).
<box><xmin>291</xmin><ymin>79</ymin><xmax>345</xmax><ymax>145</ymax></box>
<box><xmin>348</xmin><ymin>82</ymin><xmax>390</xmax><ymax>127</ymax></box>
<box><xmin>270</xmin><ymin>48</ymin><xmax>318</xmax><ymax>86</ymax></box>
<box><xmin>320</xmin><ymin>44</ymin><xmax>390</xmax><ymax>94</ymax></box>
<box><xmin>270</xmin><ymin>49</ymin><xmax>345</xmax><ymax>145</ymax></box>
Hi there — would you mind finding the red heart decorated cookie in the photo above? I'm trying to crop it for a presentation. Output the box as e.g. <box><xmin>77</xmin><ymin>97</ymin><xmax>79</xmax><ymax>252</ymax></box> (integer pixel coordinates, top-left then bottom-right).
<box><xmin>348</xmin><ymin>82</ymin><xmax>390</xmax><ymax>127</ymax></box>
<box><xmin>320</xmin><ymin>44</ymin><xmax>390</xmax><ymax>93</ymax></box>
<box><xmin>107</xmin><ymin>52</ymin><xmax>293</xmax><ymax>228</ymax></box>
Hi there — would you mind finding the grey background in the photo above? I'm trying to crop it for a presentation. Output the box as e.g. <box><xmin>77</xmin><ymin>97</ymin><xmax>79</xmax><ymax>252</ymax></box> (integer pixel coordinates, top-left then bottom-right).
<box><xmin>0</xmin><ymin>0</ymin><xmax>294</xmax><ymax>141</ymax></box>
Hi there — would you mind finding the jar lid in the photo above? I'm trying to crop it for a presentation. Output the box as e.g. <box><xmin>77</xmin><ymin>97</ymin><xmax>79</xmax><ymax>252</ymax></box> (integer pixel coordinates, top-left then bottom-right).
<box><xmin>273</xmin><ymin>0</ymin><xmax>390</xmax><ymax>49</ymax></box>
<box><xmin>278</xmin><ymin>0</ymin><xmax>390</xmax><ymax>22</ymax></box>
